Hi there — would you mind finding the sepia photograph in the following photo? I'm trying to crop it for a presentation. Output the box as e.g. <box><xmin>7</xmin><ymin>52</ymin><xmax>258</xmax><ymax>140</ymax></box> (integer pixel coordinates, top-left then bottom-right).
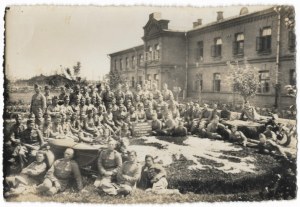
<box><xmin>1</xmin><ymin>1</ymin><xmax>298</xmax><ymax>205</ymax></box>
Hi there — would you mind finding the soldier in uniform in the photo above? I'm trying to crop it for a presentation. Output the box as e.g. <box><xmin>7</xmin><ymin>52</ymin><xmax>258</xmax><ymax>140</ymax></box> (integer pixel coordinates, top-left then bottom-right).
<box><xmin>138</xmin><ymin>155</ymin><xmax>179</xmax><ymax>194</ymax></box>
<box><xmin>114</xmin><ymin>83</ymin><xmax>125</xmax><ymax>106</ymax></box>
<box><xmin>151</xmin><ymin>83</ymin><xmax>161</xmax><ymax>101</ymax></box>
<box><xmin>103</xmin><ymin>85</ymin><xmax>115</xmax><ymax>108</ymax></box>
<box><xmin>30</xmin><ymin>84</ymin><xmax>47</xmax><ymax>118</ymax></box>
<box><xmin>5</xmin><ymin>114</ymin><xmax>26</xmax><ymax>153</ymax></box>
<box><xmin>107</xmin><ymin>150</ymin><xmax>140</xmax><ymax>196</ymax></box>
<box><xmin>5</xmin><ymin>151</ymin><xmax>47</xmax><ymax>197</ymax></box>
<box><xmin>94</xmin><ymin>140</ymin><xmax>122</xmax><ymax>194</ymax></box>
<box><xmin>124</xmin><ymin>83</ymin><xmax>134</xmax><ymax>105</ymax></box>
<box><xmin>47</xmin><ymin>96</ymin><xmax>61</xmax><ymax>117</ymax></box>
<box><xmin>16</xmin><ymin>119</ymin><xmax>45</xmax><ymax>167</ymax></box>
<box><xmin>161</xmin><ymin>83</ymin><xmax>173</xmax><ymax>102</ymax></box>
<box><xmin>44</xmin><ymin>86</ymin><xmax>52</xmax><ymax>107</ymax></box>
<box><xmin>36</xmin><ymin>148</ymin><xmax>83</xmax><ymax>196</ymax></box>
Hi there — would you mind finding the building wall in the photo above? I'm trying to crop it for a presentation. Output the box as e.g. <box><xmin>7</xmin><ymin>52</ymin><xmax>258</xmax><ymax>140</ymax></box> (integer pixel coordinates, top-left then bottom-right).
<box><xmin>109</xmin><ymin>8</ymin><xmax>295</xmax><ymax>108</ymax></box>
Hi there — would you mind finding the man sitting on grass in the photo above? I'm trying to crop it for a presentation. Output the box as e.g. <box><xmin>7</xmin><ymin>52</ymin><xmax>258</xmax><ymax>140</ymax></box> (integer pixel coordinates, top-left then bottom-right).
<box><xmin>36</xmin><ymin>148</ymin><xmax>83</xmax><ymax>196</ymax></box>
<box><xmin>138</xmin><ymin>155</ymin><xmax>180</xmax><ymax>195</ymax></box>
<box><xmin>106</xmin><ymin>150</ymin><xmax>141</xmax><ymax>196</ymax></box>
<box><xmin>5</xmin><ymin>151</ymin><xmax>47</xmax><ymax>197</ymax></box>
<box><xmin>94</xmin><ymin>140</ymin><xmax>122</xmax><ymax>194</ymax></box>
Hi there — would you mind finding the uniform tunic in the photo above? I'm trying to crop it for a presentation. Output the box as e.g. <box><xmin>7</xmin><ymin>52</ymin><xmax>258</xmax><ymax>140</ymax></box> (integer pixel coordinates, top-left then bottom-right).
<box><xmin>30</xmin><ymin>93</ymin><xmax>47</xmax><ymax>117</ymax></box>
<box><xmin>45</xmin><ymin>159</ymin><xmax>83</xmax><ymax>191</ymax></box>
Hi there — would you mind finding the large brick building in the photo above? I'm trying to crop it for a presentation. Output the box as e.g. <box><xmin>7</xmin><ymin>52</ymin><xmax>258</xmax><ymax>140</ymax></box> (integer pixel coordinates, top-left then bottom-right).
<box><xmin>109</xmin><ymin>7</ymin><xmax>296</xmax><ymax>108</ymax></box>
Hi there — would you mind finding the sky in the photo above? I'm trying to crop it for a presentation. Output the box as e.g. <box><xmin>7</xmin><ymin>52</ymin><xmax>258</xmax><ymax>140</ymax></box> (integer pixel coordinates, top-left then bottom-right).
<box><xmin>5</xmin><ymin>5</ymin><xmax>271</xmax><ymax>81</ymax></box>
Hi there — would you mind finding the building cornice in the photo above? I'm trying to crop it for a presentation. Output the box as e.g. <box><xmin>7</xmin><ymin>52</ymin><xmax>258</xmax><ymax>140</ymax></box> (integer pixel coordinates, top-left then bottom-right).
<box><xmin>188</xmin><ymin>8</ymin><xmax>276</xmax><ymax>37</ymax></box>
<box><xmin>109</xmin><ymin>45</ymin><xmax>144</xmax><ymax>57</ymax></box>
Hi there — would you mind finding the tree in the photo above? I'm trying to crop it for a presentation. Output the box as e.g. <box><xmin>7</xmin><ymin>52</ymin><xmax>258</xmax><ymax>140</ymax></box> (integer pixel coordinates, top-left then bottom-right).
<box><xmin>227</xmin><ymin>59</ymin><xmax>260</xmax><ymax>102</ymax></box>
<box><xmin>108</xmin><ymin>70</ymin><xmax>126</xmax><ymax>90</ymax></box>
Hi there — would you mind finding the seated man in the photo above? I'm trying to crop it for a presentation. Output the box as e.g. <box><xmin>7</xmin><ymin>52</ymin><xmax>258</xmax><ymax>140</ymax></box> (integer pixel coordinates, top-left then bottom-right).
<box><xmin>240</xmin><ymin>101</ymin><xmax>261</xmax><ymax>121</ymax></box>
<box><xmin>220</xmin><ymin>104</ymin><xmax>231</xmax><ymax>120</ymax></box>
<box><xmin>94</xmin><ymin>140</ymin><xmax>122</xmax><ymax>194</ymax></box>
<box><xmin>151</xmin><ymin>113</ymin><xmax>162</xmax><ymax>136</ymax></box>
<box><xmin>173</xmin><ymin>121</ymin><xmax>188</xmax><ymax>137</ymax></box>
<box><xmin>36</xmin><ymin>148</ymin><xmax>83</xmax><ymax>196</ymax></box>
<box><xmin>16</xmin><ymin>119</ymin><xmax>45</xmax><ymax>168</ymax></box>
<box><xmin>229</xmin><ymin>125</ymin><xmax>248</xmax><ymax>147</ymax></box>
<box><xmin>161</xmin><ymin>113</ymin><xmax>177</xmax><ymax>136</ymax></box>
<box><xmin>138</xmin><ymin>155</ymin><xmax>180</xmax><ymax>194</ymax></box>
<box><xmin>257</xmin><ymin>134</ymin><xmax>289</xmax><ymax>159</ymax></box>
<box><xmin>5</xmin><ymin>151</ymin><xmax>47</xmax><ymax>197</ymax></box>
<box><xmin>104</xmin><ymin>151</ymin><xmax>140</xmax><ymax>196</ymax></box>
<box><xmin>263</xmin><ymin>125</ymin><xmax>277</xmax><ymax>141</ymax></box>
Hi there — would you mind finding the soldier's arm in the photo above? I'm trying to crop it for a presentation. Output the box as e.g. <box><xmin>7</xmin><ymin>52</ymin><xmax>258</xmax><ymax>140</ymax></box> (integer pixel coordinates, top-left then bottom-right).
<box><xmin>27</xmin><ymin>162</ymin><xmax>47</xmax><ymax>176</ymax></box>
<box><xmin>153</xmin><ymin>164</ymin><xmax>167</xmax><ymax>180</ymax></box>
<box><xmin>97</xmin><ymin>151</ymin><xmax>107</xmax><ymax>175</ymax></box>
<box><xmin>42</xmin><ymin>95</ymin><xmax>47</xmax><ymax>112</ymax></box>
<box><xmin>37</xmin><ymin>129</ymin><xmax>45</xmax><ymax>146</ymax></box>
<box><xmin>125</xmin><ymin>164</ymin><xmax>141</xmax><ymax>183</ymax></box>
<box><xmin>71</xmin><ymin>161</ymin><xmax>83</xmax><ymax>191</ymax></box>
<box><xmin>112</xmin><ymin>152</ymin><xmax>123</xmax><ymax>174</ymax></box>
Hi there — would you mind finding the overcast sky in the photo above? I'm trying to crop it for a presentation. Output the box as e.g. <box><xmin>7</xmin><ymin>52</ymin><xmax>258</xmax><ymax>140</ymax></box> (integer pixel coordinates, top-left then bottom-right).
<box><xmin>5</xmin><ymin>5</ymin><xmax>271</xmax><ymax>81</ymax></box>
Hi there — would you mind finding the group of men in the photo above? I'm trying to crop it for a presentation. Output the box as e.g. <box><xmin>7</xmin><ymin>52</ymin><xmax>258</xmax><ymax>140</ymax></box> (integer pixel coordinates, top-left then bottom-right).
<box><xmin>4</xmin><ymin>81</ymin><xmax>292</xmax><ymax>198</ymax></box>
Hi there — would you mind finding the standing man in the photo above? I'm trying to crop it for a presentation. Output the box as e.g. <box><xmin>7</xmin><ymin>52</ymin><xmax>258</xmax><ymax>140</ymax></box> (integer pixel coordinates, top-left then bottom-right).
<box><xmin>44</xmin><ymin>86</ymin><xmax>52</xmax><ymax>107</ymax></box>
<box><xmin>30</xmin><ymin>84</ymin><xmax>47</xmax><ymax>118</ymax></box>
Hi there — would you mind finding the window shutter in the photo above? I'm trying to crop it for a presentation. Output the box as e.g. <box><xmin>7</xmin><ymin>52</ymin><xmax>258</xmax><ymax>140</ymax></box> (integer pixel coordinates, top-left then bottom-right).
<box><xmin>256</xmin><ymin>37</ymin><xmax>262</xmax><ymax>51</ymax></box>
<box><xmin>232</xmin><ymin>41</ymin><xmax>238</xmax><ymax>55</ymax></box>
<box><xmin>211</xmin><ymin>45</ymin><xmax>216</xmax><ymax>57</ymax></box>
<box><xmin>289</xmin><ymin>30</ymin><xmax>296</xmax><ymax>50</ymax></box>
<box><xmin>196</xmin><ymin>48</ymin><xmax>200</xmax><ymax>60</ymax></box>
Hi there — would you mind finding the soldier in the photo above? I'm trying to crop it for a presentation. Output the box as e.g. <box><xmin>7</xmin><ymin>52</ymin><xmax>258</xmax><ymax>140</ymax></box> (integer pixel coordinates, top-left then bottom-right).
<box><xmin>94</xmin><ymin>140</ymin><xmax>122</xmax><ymax>194</ymax></box>
<box><xmin>58</xmin><ymin>86</ymin><xmax>67</xmax><ymax>105</ymax></box>
<box><xmin>30</xmin><ymin>84</ymin><xmax>47</xmax><ymax>118</ymax></box>
<box><xmin>44</xmin><ymin>86</ymin><xmax>52</xmax><ymax>107</ymax></box>
<box><xmin>124</xmin><ymin>83</ymin><xmax>134</xmax><ymax>105</ymax></box>
<box><xmin>60</xmin><ymin>95</ymin><xmax>74</xmax><ymax>120</ymax></box>
<box><xmin>69</xmin><ymin>85</ymin><xmax>82</xmax><ymax>105</ymax></box>
<box><xmin>47</xmin><ymin>96</ymin><xmax>61</xmax><ymax>117</ymax></box>
<box><xmin>102</xmin><ymin>85</ymin><xmax>115</xmax><ymax>108</ymax></box>
<box><xmin>114</xmin><ymin>83</ymin><xmax>125</xmax><ymax>106</ymax></box>
<box><xmin>5</xmin><ymin>114</ymin><xmax>26</xmax><ymax>162</ymax></box>
<box><xmin>16</xmin><ymin>119</ymin><xmax>45</xmax><ymax>167</ymax></box>
<box><xmin>36</xmin><ymin>148</ymin><xmax>83</xmax><ymax>196</ymax></box>
<box><xmin>138</xmin><ymin>155</ymin><xmax>180</xmax><ymax>194</ymax></box>
<box><xmin>114</xmin><ymin>150</ymin><xmax>141</xmax><ymax>196</ymax></box>
<box><xmin>161</xmin><ymin>83</ymin><xmax>173</xmax><ymax>102</ymax></box>
<box><xmin>5</xmin><ymin>151</ymin><xmax>47</xmax><ymax>197</ymax></box>
<box><xmin>151</xmin><ymin>83</ymin><xmax>161</xmax><ymax>101</ymax></box>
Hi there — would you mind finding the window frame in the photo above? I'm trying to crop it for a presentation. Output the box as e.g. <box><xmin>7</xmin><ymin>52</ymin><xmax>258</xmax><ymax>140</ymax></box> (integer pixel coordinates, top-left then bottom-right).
<box><xmin>258</xmin><ymin>70</ymin><xmax>271</xmax><ymax>94</ymax></box>
<box><xmin>213</xmin><ymin>73</ymin><xmax>221</xmax><ymax>92</ymax></box>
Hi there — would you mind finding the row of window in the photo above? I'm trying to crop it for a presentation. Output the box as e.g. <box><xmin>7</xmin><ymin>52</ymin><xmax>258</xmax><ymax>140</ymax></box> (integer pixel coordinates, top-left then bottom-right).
<box><xmin>193</xmin><ymin>69</ymin><xmax>296</xmax><ymax>93</ymax></box>
<box><xmin>127</xmin><ymin>74</ymin><xmax>159</xmax><ymax>88</ymax></box>
<box><xmin>113</xmin><ymin>44</ymin><xmax>160</xmax><ymax>71</ymax></box>
<box><xmin>195</xmin><ymin>28</ymin><xmax>296</xmax><ymax>61</ymax></box>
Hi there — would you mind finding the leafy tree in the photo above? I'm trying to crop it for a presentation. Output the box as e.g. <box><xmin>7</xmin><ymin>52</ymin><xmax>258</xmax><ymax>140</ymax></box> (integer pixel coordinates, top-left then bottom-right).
<box><xmin>108</xmin><ymin>70</ymin><xmax>126</xmax><ymax>90</ymax></box>
<box><xmin>227</xmin><ymin>59</ymin><xmax>260</xmax><ymax>102</ymax></box>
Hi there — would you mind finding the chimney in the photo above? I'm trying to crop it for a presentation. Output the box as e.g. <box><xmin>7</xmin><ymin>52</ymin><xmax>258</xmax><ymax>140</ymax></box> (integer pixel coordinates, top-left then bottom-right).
<box><xmin>217</xmin><ymin>11</ymin><xmax>223</xmax><ymax>21</ymax></box>
<box><xmin>197</xmin><ymin>19</ymin><xmax>202</xmax><ymax>26</ymax></box>
<box><xmin>149</xmin><ymin>12</ymin><xmax>161</xmax><ymax>20</ymax></box>
<box><xmin>193</xmin><ymin>22</ymin><xmax>199</xmax><ymax>28</ymax></box>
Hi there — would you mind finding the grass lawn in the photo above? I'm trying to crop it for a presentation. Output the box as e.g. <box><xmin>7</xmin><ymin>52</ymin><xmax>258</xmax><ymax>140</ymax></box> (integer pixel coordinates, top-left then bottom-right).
<box><xmin>5</xmin><ymin>136</ymin><xmax>295</xmax><ymax>203</ymax></box>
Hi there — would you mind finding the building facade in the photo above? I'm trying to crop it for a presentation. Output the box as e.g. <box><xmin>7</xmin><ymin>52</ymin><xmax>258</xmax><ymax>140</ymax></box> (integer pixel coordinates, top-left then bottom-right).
<box><xmin>109</xmin><ymin>7</ymin><xmax>296</xmax><ymax>108</ymax></box>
